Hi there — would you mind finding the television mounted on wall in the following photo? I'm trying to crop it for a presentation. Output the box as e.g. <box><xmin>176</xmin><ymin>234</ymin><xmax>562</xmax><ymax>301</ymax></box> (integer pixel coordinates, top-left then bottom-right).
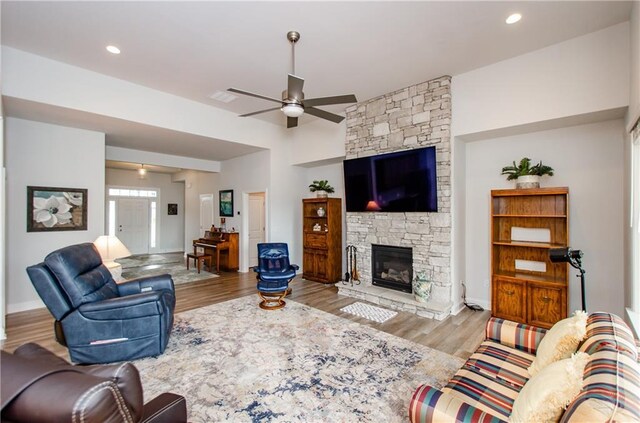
<box><xmin>343</xmin><ymin>146</ymin><xmax>438</xmax><ymax>213</ymax></box>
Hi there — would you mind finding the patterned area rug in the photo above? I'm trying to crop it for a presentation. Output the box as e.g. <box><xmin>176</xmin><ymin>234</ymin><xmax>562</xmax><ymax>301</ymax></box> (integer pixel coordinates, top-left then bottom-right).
<box><xmin>134</xmin><ymin>296</ymin><xmax>465</xmax><ymax>422</ymax></box>
<box><xmin>118</xmin><ymin>253</ymin><xmax>219</xmax><ymax>285</ymax></box>
<box><xmin>340</xmin><ymin>302</ymin><xmax>398</xmax><ymax>323</ymax></box>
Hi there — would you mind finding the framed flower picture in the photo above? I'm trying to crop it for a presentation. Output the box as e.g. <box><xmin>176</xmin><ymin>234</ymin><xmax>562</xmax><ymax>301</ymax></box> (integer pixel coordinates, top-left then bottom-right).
<box><xmin>219</xmin><ymin>189</ymin><xmax>234</xmax><ymax>217</ymax></box>
<box><xmin>27</xmin><ymin>186</ymin><xmax>88</xmax><ymax>232</ymax></box>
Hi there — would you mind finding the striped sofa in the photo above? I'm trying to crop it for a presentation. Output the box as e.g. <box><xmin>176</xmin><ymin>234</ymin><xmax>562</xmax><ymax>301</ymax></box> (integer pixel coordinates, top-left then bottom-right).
<box><xmin>409</xmin><ymin>312</ymin><xmax>640</xmax><ymax>422</ymax></box>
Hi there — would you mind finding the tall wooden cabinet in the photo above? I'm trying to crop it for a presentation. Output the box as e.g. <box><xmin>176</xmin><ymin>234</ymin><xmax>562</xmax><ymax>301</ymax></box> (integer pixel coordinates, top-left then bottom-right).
<box><xmin>491</xmin><ymin>187</ymin><xmax>569</xmax><ymax>329</ymax></box>
<box><xmin>302</xmin><ymin>198</ymin><xmax>342</xmax><ymax>283</ymax></box>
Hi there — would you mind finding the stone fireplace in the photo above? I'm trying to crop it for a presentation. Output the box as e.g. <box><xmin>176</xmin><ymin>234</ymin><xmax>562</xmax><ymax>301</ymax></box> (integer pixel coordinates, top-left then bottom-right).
<box><xmin>371</xmin><ymin>245</ymin><xmax>412</xmax><ymax>293</ymax></box>
<box><xmin>338</xmin><ymin>76</ymin><xmax>453</xmax><ymax>320</ymax></box>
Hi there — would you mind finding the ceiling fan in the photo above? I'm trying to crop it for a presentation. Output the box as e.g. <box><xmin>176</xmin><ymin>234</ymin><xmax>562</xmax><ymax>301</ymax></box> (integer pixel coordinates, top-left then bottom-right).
<box><xmin>228</xmin><ymin>31</ymin><xmax>357</xmax><ymax>129</ymax></box>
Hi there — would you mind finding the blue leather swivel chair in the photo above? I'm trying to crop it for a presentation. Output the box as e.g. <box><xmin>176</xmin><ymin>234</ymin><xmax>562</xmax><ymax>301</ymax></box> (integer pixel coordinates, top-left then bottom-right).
<box><xmin>26</xmin><ymin>243</ymin><xmax>176</xmax><ymax>364</ymax></box>
<box><xmin>251</xmin><ymin>243</ymin><xmax>299</xmax><ymax>310</ymax></box>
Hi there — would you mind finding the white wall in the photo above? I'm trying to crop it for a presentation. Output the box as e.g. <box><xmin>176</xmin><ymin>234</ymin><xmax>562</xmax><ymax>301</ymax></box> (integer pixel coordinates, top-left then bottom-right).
<box><xmin>172</xmin><ymin>170</ymin><xmax>218</xmax><ymax>254</ymax></box>
<box><xmin>5</xmin><ymin>118</ymin><xmax>105</xmax><ymax>312</ymax></box>
<box><xmin>218</xmin><ymin>150</ymin><xmax>270</xmax><ymax>271</ymax></box>
<box><xmin>290</xmin><ymin>119</ymin><xmax>346</xmax><ymax>165</ymax></box>
<box><xmin>106</xmin><ymin>168</ymin><xmax>185</xmax><ymax>253</ymax></box>
<box><xmin>628</xmin><ymin>1</ymin><xmax>640</xmax><ymax>131</ymax></box>
<box><xmin>452</xmin><ymin>23</ymin><xmax>629</xmax><ymax>138</ymax></box>
<box><xmin>451</xmin><ymin>136</ymin><xmax>467</xmax><ymax>314</ymax></box>
<box><xmin>268</xmin><ymin>140</ymin><xmax>306</xmax><ymax>268</ymax></box>
<box><xmin>463</xmin><ymin>119</ymin><xmax>626</xmax><ymax>316</ymax></box>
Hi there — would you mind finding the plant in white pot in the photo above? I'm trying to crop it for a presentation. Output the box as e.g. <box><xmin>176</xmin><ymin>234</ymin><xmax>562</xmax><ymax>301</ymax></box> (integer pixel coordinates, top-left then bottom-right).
<box><xmin>308</xmin><ymin>180</ymin><xmax>335</xmax><ymax>198</ymax></box>
<box><xmin>501</xmin><ymin>157</ymin><xmax>554</xmax><ymax>189</ymax></box>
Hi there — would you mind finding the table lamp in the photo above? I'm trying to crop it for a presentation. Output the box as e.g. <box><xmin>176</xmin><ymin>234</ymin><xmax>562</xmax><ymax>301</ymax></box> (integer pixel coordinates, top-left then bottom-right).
<box><xmin>93</xmin><ymin>235</ymin><xmax>131</xmax><ymax>281</ymax></box>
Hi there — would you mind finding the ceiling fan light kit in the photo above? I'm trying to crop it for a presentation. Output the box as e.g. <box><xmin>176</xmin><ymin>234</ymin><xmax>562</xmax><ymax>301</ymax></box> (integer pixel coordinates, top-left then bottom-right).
<box><xmin>281</xmin><ymin>103</ymin><xmax>304</xmax><ymax>118</ymax></box>
<box><xmin>228</xmin><ymin>30</ymin><xmax>357</xmax><ymax>128</ymax></box>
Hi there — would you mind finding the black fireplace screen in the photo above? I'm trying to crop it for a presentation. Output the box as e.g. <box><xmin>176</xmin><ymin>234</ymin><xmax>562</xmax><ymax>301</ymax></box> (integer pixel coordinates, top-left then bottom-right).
<box><xmin>371</xmin><ymin>244</ymin><xmax>413</xmax><ymax>293</ymax></box>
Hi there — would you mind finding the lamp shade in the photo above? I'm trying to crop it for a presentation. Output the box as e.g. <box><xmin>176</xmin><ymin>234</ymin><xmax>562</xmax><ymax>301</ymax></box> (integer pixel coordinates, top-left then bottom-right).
<box><xmin>93</xmin><ymin>235</ymin><xmax>131</xmax><ymax>262</ymax></box>
<box><xmin>366</xmin><ymin>200</ymin><xmax>382</xmax><ymax>211</ymax></box>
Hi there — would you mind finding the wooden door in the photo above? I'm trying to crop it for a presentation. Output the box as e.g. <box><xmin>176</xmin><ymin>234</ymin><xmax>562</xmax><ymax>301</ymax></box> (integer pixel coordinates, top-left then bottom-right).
<box><xmin>117</xmin><ymin>198</ymin><xmax>149</xmax><ymax>254</ymax></box>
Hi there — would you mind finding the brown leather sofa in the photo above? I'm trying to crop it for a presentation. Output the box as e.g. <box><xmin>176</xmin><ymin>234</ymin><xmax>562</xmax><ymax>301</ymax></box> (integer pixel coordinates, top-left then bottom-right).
<box><xmin>1</xmin><ymin>343</ymin><xmax>187</xmax><ymax>423</ymax></box>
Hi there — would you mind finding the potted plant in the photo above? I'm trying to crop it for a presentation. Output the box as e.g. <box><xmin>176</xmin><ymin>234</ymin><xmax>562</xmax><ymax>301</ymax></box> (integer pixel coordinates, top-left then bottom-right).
<box><xmin>308</xmin><ymin>180</ymin><xmax>335</xmax><ymax>198</ymax></box>
<box><xmin>501</xmin><ymin>157</ymin><xmax>554</xmax><ymax>189</ymax></box>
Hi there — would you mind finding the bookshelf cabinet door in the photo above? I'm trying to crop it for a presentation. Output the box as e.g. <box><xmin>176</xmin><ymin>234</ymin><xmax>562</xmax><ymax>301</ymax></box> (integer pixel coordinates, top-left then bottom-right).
<box><xmin>492</xmin><ymin>277</ymin><xmax>526</xmax><ymax>323</ymax></box>
<box><xmin>528</xmin><ymin>284</ymin><xmax>565</xmax><ymax>329</ymax></box>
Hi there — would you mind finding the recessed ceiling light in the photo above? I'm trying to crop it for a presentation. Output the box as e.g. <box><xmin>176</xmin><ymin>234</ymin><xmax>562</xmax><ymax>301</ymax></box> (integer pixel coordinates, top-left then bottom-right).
<box><xmin>209</xmin><ymin>91</ymin><xmax>238</xmax><ymax>103</ymax></box>
<box><xmin>106</xmin><ymin>45</ymin><xmax>121</xmax><ymax>54</ymax></box>
<box><xmin>506</xmin><ymin>13</ymin><xmax>522</xmax><ymax>24</ymax></box>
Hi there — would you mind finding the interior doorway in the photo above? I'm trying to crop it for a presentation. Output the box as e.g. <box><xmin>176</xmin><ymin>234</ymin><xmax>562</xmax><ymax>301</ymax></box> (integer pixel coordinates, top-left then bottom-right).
<box><xmin>199</xmin><ymin>194</ymin><xmax>214</xmax><ymax>233</ymax></box>
<box><xmin>248</xmin><ymin>192</ymin><xmax>266</xmax><ymax>268</ymax></box>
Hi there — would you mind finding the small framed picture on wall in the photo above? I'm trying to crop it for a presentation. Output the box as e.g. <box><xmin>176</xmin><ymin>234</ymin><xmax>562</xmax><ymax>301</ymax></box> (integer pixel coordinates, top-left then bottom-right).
<box><xmin>219</xmin><ymin>189</ymin><xmax>234</xmax><ymax>217</ymax></box>
<box><xmin>168</xmin><ymin>203</ymin><xmax>178</xmax><ymax>215</ymax></box>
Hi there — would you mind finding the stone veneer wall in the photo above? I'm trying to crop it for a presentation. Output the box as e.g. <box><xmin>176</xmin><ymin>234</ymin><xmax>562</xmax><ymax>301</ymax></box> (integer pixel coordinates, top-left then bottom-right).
<box><xmin>344</xmin><ymin>76</ymin><xmax>452</xmax><ymax>308</ymax></box>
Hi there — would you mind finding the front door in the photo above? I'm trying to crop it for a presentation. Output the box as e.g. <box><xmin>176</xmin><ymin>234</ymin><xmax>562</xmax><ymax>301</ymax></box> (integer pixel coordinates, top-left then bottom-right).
<box><xmin>248</xmin><ymin>193</ymin><xmax>266</xmax><ymax>267</ymax></box>
<box><xmin>117</xmin><ymin>198</ymin><xmax>150</xmax><ymax>254</ymax></box>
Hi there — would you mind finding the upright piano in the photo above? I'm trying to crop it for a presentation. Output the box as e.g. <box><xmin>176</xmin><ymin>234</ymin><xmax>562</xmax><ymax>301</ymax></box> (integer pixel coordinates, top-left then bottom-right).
<box><xmin>193</xmin><ymin>230</ymin><xmax>239</xmax><ymax>272</ymax></box>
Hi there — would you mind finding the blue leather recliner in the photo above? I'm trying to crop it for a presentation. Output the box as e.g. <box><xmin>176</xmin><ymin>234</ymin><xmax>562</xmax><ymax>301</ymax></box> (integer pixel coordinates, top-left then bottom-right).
<box><xmin>252</xmin><ymin>242</ymin><xmax>299</xmax><ymax>310</ymax></box>
<box><xmin>26</xmin><ymin>243</ymin><xmax>176</xmax><ymax>364</ymax></box>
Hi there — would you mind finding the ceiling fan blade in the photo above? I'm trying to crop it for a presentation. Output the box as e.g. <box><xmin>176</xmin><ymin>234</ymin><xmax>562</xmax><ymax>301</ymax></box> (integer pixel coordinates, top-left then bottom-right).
<box><xmin>304</xmin><ymin>94</ymin><xmax>357</xmax><ymax>107</ymax></box>
<box><xmin>305</xmin><ymin>107</ymin><xmax>345</xmax><ymax>124</ymax></box>
<box><xmin>228</xmin><ymin>88</ymin><xmax>282</xmax><ymax>104</ymax></box>
<box><xmin>287</xmin><ymin>74</ymin><xmax>305</xmax><ymax>100</ymax></box>
<box><xmin>239</xmin><ymin>107</ymin><xmax>282</xmax><ymax>117</ymax></box>
<box><xmin>287</xmin><ymin>117</ymin><xmax>299</xmax><ymax>128</ymax></box>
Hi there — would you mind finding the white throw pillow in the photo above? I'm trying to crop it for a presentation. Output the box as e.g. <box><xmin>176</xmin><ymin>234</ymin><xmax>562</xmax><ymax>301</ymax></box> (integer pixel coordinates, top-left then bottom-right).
<box><xmin>528</xmin><ymin>310</ymin><xmax>587</xmax><ymax>377</ymax></box>
<box><xmin>510</xmin><ymin>352</ymin><xmax>589</xmax><ymax>423</ymax></box>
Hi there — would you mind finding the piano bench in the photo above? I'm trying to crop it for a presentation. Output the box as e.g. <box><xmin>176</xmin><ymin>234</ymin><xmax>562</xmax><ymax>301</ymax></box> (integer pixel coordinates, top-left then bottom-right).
<box><xmin>186</xmin><ymin>253</ymin><xmax>212</xmax><ymax>274</ymax></box>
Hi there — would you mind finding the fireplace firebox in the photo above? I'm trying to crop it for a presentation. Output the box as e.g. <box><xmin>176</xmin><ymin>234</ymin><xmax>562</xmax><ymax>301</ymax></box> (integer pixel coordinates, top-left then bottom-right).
<box><xmin>371</xmin><ymin>244</ymin><xmax>413</xmax><ymax>293</ymax></box>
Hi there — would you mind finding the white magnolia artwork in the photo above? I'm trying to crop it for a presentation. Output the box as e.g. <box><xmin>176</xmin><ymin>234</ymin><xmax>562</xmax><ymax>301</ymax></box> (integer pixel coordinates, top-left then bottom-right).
<box><xmin>27</xmin><ymin>186</ymin><xmax>87</xmax><ymax>232</ymax></box>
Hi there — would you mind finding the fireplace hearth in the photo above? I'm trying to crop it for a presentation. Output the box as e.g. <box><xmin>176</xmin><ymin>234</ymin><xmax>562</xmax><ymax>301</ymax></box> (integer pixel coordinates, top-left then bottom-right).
<box><xmin>371</xmin><ymin>244</ymin><xmax>412</xmax><ymax>293</ymax></box>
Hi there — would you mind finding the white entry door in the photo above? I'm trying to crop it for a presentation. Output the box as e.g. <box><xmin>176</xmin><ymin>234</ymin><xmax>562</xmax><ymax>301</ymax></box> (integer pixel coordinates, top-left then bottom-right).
<box><xmin>248</xmin><ymin>193</ymin><xmax>266</xmax><ymax>267</ymax></box>
<box><xmin>117</xmin><ymin>198</ymin><xmax>150</xmax><ymax>254</ymax></box>
<box><xmin>200</xmin><ymin>194</ymin><xmax>214</xmax><ymax>233</ymax></box>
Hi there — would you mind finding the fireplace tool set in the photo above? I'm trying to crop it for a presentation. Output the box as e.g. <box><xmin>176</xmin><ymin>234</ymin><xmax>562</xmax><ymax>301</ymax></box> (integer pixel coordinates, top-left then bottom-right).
<box><xmin>343</xmin><ymin>244</ymin><xmax>361</xmax><ymax>286</ymax></box>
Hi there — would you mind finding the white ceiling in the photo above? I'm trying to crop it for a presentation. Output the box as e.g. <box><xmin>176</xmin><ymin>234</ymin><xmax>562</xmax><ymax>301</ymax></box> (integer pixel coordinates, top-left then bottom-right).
<box><xmin>1</xmin><ymin>1</ymin><xmax>633</xmax><ymax>161</ymax></box>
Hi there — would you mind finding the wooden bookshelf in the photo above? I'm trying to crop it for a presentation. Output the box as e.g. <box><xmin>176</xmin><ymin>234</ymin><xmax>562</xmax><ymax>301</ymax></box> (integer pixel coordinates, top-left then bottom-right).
<box><xmin>491</xmin><ymin>187</ymin><xmax>569</xmax><ymax>328</ymax></box>
<box><xmin>302</xmin><ymin>198</ymin><xmax>342</xmax><ymax>283</ymax></box>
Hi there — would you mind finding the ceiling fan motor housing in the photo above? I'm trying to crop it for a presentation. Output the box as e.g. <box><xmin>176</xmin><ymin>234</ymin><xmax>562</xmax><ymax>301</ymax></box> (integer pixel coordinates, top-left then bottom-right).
<box><xmin>282</xmin><ymin>89</ymin><xmax>304</xmax><ymax>103</ymax></box>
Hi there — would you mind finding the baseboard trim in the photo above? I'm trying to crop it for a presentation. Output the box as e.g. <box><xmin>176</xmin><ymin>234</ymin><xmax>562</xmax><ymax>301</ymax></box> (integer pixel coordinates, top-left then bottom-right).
<box><xmin>451</xmin><ymin>301</ymin><xmax>466</xmax><ymax>315</ymax></box>
<box><xmin>464</xmin><ymin>297</ymin><xmax>491</xmax><ymax>311</ymax></box>
<box><xmin>7</xmin><ymin>299</ymin><xmax>46</xmax><ymax>314</ymax></box>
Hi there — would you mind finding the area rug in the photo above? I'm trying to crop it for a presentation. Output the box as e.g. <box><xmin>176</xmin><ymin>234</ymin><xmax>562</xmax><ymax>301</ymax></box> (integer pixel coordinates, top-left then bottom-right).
<box><xmin>118</xmin><ymin>253</ymin><xmax>182</xmax><ymax>270</ymax></box>
<box><xmin>340</xmin><ymin>301</ymin><xmax>398</xmax><ymax>323</ymax></box>
<box><xmin>118</xmin><ymin>253</ymin><xmax>218</xmax><ymax>285</ymax></box>
<box><xmin>134</xmin><ymin>296</ymin><xmax>465</xmax><ymax>422</ymax></box>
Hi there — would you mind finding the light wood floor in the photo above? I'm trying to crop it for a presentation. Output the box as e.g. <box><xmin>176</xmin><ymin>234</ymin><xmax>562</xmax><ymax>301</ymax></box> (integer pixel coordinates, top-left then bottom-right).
<box><xmin>2</xmin><ymin>270</ymin><xmax>490</xmax><ymax>360</ymax></box>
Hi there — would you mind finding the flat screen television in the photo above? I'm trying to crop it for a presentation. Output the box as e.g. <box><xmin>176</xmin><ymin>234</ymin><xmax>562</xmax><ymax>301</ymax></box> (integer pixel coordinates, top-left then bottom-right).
<box><xmin>343</xmin><ymin>146</ymin><xmax>437</xmax><ymax>212</ymax></box>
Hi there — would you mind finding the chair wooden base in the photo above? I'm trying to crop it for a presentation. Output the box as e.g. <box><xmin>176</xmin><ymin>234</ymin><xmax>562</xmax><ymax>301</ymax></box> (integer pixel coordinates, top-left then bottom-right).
<box><xmin>258</xmin><ymin>288</ymin><xmax>291</xmax><ymax>310</ymax></box>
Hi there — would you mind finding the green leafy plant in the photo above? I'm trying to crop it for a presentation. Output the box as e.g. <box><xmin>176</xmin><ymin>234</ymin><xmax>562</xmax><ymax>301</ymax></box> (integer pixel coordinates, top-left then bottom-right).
<box><xmin>308</xmin><ymin>180</ymin><xmax>335</xmax><ymax>193</ymax></box>
<box><xmin>501</xmin><ymin>157</ymin><xmax>554</xmax><ymax>181</ymax></box>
